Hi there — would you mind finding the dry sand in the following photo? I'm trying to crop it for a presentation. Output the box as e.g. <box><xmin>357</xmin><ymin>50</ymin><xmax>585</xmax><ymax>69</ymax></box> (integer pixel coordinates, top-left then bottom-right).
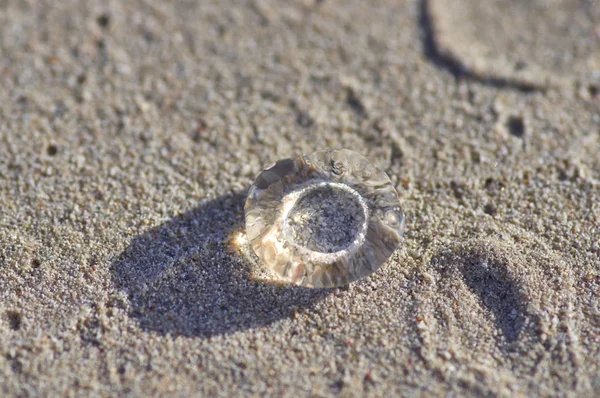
<box><xmin>1</xmin><ymin>0</ymin><xmax>599</xmax><ymax>396</ymax></box>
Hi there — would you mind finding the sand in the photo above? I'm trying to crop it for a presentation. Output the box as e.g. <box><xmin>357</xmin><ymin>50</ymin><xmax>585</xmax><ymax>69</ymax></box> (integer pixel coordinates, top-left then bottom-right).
<box><xmin>0</xmin><ymin>0</ymin><xmax>599</xmax><ymax>396</ymax></box>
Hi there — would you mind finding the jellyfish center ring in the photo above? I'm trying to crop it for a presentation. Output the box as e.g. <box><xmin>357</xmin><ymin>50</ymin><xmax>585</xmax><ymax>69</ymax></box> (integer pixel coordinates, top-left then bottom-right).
<box><xmin>280</xmin><ymin>180</ymin><xmax>370</xmax><ymax>261</ymax></box>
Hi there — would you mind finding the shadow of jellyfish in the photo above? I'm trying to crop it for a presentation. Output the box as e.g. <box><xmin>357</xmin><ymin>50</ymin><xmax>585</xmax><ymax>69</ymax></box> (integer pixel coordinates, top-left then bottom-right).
<box><xmin>111</xmin><ymin>192</ymin><xmax>331</xmax><ymax>338</ymax></box>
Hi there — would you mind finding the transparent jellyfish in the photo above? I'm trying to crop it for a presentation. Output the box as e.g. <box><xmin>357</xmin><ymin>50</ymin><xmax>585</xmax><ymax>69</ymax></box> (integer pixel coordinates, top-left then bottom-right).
<box><xmin>244</xmin><ymin>149</ymin><xmax>405</xmax><ymax>288</ymax></box>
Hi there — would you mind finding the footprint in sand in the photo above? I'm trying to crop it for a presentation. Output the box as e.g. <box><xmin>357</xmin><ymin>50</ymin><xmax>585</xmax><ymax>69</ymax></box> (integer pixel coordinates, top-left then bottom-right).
<box><xmin>413</xmin><ymin>222</ymin><xmax>589</xmax><ymax>396</ymax></box>
<box><xmin>424</xmin><ymin>0</ymin><xmax>600</xmax><ymax>93</ymax></box>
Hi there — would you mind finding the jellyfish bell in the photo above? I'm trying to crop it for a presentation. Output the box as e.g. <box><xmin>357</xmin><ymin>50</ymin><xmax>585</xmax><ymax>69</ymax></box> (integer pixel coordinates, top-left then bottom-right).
<box><xmin>244</xmin><ymin>149</ymin><xmax>405</xmax><ymax>288</ymax></box>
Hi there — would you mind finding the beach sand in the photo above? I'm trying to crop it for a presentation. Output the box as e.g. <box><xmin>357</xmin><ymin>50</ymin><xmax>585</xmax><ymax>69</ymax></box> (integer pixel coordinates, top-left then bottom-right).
<box><xmin>1</xmin><ymin>0</ymin><xmax>599</xmax><ymax>396</ymax></box>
